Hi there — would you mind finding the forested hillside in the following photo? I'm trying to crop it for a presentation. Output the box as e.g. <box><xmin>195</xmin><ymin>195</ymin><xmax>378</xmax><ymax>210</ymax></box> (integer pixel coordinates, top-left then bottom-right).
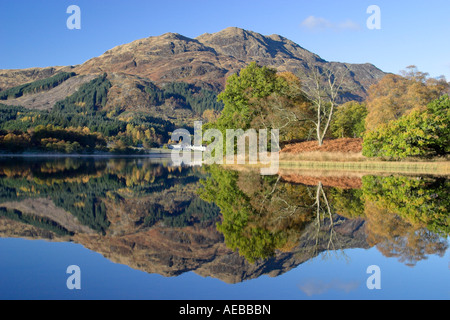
<box><xmin>0</xmin><ymin>74</ymin><xmax>181</xmax><ymax>153</ymax></box>
<box><xmin>0</xmin><ymin>28</ymin><xmax>448</xmax><ymax>159</ymax></box>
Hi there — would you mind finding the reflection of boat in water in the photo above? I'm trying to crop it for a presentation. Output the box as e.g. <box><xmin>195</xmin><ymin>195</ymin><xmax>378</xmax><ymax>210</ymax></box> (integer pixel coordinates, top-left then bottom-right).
<box><xmin>167</xmin><ymin>144</ymin><xmax>206</xmax><ymax>167</ymax></box>
<box><xmin>168</xmin><ymin>144</ymin><xmax>206</xmax><ymax>152</ymax></box>
<box><xmin>167</xmin><ymin>160</ymin><xmax>203</xmax><ymax>167</ymax></box>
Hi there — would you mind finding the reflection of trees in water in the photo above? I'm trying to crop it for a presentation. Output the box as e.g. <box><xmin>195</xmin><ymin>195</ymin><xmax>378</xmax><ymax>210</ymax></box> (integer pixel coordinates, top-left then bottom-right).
<box><xmin>310</xmin><ymin>182</ymin><xmax>347</xmax><ymax>260</ymax></box>
<box><xmin>315</xmin><ymin>174</ymin><xmax>448</xmax><ymax>266</ymax></box>
<box><xmin>364</xmin><ymin>201</ymin><xmax>447</xmax><ymax>267</ymax></box>
<box><xmin>199</xmin><ymin>166</ymin><xmax>355</xmax><ymax>263</ymax></box>
<box><xmin>199</xmin><ymin>166</ymin><xmax>449</xmax><ymax>266</ymax></box>
<box><xmin>361</xmin><ymin>175</ymin><xmax>449</xmax><ymax>266</ymax></box>
<box><xmin>0</xmin><ymin>158</ymin><xmax>448</xmax><ymax>268</ymax></box>
<box><xmin>0</xmin><ymin>158</ymin><xmax>211</xmax><ymax>234</ymax></box>
<box><xmin>362</xmin><ymin>175</ymin><xmax>449</xmax><ymax>236</ymax></box>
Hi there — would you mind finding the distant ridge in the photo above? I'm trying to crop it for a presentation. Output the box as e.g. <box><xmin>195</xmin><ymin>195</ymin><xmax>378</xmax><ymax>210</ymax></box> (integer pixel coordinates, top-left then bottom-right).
<box><xmin>1</xmin><ymin>27</ymin><xmax>386</xmax><ymax>101</ymax></box>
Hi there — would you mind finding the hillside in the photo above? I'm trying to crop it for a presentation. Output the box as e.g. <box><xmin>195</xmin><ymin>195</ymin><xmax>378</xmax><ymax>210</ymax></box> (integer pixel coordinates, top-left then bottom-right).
<box><xmin>0</xmin><ymin>66</ymin><xmax>74</xmax><ymax>92</ymax></box>
<box><xmin>0</xmin><ymin>27</ymin><xmax>385</xmax><ymax>98</ymax></box>
<box><xmin>75</xmin><ymin>27</ymin><xmax>385</xmax><ymax>98</ymax></box>
<box><xmin>0</xmin><ymin>27</ymin><xmax>387</xmax><ymax>152</ymax></box>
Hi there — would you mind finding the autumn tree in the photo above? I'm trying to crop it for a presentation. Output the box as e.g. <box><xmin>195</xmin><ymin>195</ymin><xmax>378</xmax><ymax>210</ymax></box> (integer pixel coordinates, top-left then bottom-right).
<box><xmin>248</xmin><ymin>71</ymin><xmax>313</xmax><ymax>142</ymax></box>
<box><xmin>363</xmin><ymin>95</ymin><xmax>450</xmax><ymax>159</ymax></box>
<box><xmin>365</xmin><ymin>66</ymin><xmax>448</xmax><ymax>131</ymax></box>
<box><xmin>212</xmin><ymin>62</ymin><xmax>313</xmax><ymax>143</ymax></box>
<box><xmin>331</xmin><ymin>101</ymin><xmax>368</xmax><ymax>138</ymax></box>
<box><xmin>297</xmin><ymin>62</ymin><xmax>352</xmax><ymax>146</ymax></box>
<box><xmin>202</xmin><ymin>109</ymin><xmax>221</xmax><ymax>123</ymax></box>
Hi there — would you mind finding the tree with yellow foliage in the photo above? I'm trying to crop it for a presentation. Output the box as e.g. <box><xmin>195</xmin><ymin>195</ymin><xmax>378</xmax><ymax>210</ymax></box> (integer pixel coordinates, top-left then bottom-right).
<box><xmin>365</xmin><ymin>66</ymin><xmax>448</xmax><ymax>131</ymax></box>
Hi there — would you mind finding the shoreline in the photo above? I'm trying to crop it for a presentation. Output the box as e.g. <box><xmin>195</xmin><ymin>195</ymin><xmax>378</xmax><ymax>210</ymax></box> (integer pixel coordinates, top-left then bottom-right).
<box><xmin>277</xmin><ymin>160</ymin><xmax>450</xmax><ymax>176</ymax></box>
<box><xmin>1</xmin><ymin>152</ymin><xmax>448</xmax><ymax>175</ymax></box>
<box><xmin>0</xmin><ymin>154</ymin><xmax>172</xmax><ymax>158</ymax></box>
<box><xmin>0</xmin><ymin>149</ymin><xmax>173</xmax><ymax>159</ymax></box>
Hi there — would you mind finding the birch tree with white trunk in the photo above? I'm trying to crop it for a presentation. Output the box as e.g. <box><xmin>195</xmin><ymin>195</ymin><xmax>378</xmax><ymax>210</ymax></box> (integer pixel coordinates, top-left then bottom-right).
<box><xmin>297</xmin><ymin>62</ymin><xmax>351</xmax><ymax>146</ymax></box>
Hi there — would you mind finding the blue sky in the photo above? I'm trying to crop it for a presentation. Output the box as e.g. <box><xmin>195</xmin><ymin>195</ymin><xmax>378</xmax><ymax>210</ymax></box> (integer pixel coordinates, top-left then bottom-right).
<box><xmin>0</xmin><ymin>0</ymin><xmax>449</xmax><ymax>80</ymax></box>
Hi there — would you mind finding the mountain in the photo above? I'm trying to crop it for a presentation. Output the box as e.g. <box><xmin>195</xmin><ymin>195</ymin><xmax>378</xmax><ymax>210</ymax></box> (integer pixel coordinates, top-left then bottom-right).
<box><xmin>0</xmin><ymin>27</ymin><xmax>387</xmax><ymax>149</ymax></box>
<box><xmin>74</xmin><ymin>27</ymin><xmax>385</xmax><ymax>95</ymax></box>
<box><xmin>1</xmin><ymin>27</ymin><xmax>385</xmax><ymax>99</ymax></box>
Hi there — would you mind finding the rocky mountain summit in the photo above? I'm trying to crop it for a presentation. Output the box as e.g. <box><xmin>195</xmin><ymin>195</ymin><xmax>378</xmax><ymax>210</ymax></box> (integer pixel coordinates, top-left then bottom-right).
<box><xmin>1</xmin><ymin>27</ymin><xmax>386</xmax><ymax>101</ymax></box>
<box><xmin>75</xmin><ymin>27</ymin><xmax>385</xmax><ymax>96</ymax></box>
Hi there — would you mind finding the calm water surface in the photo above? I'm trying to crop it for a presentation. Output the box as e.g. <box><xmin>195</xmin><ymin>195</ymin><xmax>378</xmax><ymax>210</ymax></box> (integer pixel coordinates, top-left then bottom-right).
<box><xmin>0</xmin><ymin>157</ymin><xmax>448</xmax><ymax>300</ymax></box>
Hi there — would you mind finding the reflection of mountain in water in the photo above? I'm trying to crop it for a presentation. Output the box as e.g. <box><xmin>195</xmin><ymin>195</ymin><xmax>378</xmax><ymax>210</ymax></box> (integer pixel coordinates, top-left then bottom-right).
<box><xmin>200</xmin><ymin>166</ymin><xmax>448</xmax><ymax>268</ymax></box>
<box><xmin>0</xmin><ymin>158</ymin><xmax>448</xmax><ymax>283</ymax></box>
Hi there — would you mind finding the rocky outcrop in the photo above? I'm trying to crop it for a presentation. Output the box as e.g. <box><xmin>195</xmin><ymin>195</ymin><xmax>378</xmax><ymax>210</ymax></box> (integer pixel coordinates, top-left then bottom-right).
<box><xmin>196</xmin><ymin>27</ymin><xmax>325</xmax><ymax>65</ymax></box>
<box><xmin>73</xmin><ymin>27</ymin><xmax>385</xmax><ymax>98</ymax></box>
<box><xmin>74</xmin><ymin>32</ymin><xmax>238</xmax><ymax>91</ymax></box>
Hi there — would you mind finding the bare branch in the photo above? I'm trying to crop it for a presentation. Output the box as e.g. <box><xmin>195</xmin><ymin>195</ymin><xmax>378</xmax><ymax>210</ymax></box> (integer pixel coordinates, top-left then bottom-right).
<box><xmin>297</xmin><ymin>60</ymin><xmax>351</xmax><ymax>145</ymax></box>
